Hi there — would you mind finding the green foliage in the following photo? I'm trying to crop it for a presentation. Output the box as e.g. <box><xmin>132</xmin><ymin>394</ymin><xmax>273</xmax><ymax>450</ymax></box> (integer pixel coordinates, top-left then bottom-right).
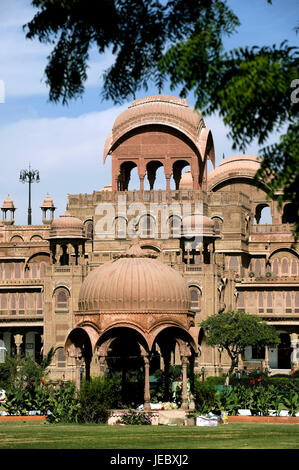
<box><xmin>283</xmin><ymin>391</ymin><xmax>299</xmax><ymax>417</ymax></box>
<box><xmin>24</xmin><ymin>1</ymin><xmax>299</xmax><ymax>233</ymax></box>
<box><xmin>201</xmin><ymin>311</ymin><xmax>279</xmax><ymax>378</ymax></box>
<box><xmin>117</xmin><ymin>406</ymin><xmax>152</xmax><ymax>425</ymax></box>
<box><xmin>193</xmin><ymin>375</ymin><xmax>218</xmax><ymax>415</ymax></box>
<box><xmin>77</xmin><ymin>376</ymin><xmax>122</xmax><ymax>423</ymax></box>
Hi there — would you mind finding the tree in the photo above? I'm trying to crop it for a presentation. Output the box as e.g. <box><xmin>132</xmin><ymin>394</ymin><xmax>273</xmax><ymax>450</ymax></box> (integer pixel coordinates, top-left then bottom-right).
<box><xmin>200</xmin><ymin>311</ymin><xmax>279</xmax><ymax>381</ymax></box>
<box><xmin>24</xmin><ymin>1</ymin><xmax>299</xmax><ymax>232</ymax></box>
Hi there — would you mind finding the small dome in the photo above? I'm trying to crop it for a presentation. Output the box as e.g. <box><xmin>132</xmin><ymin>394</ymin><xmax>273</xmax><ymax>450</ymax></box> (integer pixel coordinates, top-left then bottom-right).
<box><xmin>182</xmin><ymin>214</ymin><xmax>217</xmax><ymax>238</ymax></box>
<box><xmin>179</xmin><ymin>170</ymin><xmax>193</xmax><ymax>190</ymax></box>
<box><xmin>78</xmin><ymin>241</ymin><xmax>190</xmax><ymax>314</ymax></box>
<box><xmin>41</xmin><ymin>195</ymin><xmax>55</xmax><ymax>208</ymax></box>
<box><xmin>49</xmin><ymin>211</ymin><xmax>85</xmax><ymax>239</ymax></box>
<box><xmin>207</xmin><ymin>155</ymin><xmax>261</xmax><ymax>190</ymax></box>
<box><xmin>2</xmin><ymin>196</ymin><xmax>15</xmax><ymax>209</ymax></box>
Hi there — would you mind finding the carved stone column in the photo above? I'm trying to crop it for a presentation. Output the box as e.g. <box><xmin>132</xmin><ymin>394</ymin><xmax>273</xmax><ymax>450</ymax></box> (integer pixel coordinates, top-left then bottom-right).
<box><xmin>143</xmin><ymin>355</ymin><xmax>151</xmax><ymax>412</ymax></box>
<box><xmin>14</xmin><ymin>334</ymin><xmax>23</xmax><ymax>357</ymax></box>
<box><xmin>290</xmin><ymin>333</ymin><xmax>299</xmax><ymax>370</ymax></box>
<box><xmin>181</xmin><ymin>356</ymin><xmax>188</xmax><ymax>410</ymax></box>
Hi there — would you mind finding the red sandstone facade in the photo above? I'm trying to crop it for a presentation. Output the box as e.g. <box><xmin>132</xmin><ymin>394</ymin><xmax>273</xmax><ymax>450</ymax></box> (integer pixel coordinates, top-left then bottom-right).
<box><xmin>0</xmin><ymin>96</ymin><xmax>298</xmax><ymax>407</ymax></box>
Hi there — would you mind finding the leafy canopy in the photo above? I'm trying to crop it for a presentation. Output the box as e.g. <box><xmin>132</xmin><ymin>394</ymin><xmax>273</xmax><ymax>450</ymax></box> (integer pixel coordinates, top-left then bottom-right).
<box><xmin>24</xmin><ymin>1</ymin><xmax>299</xmax><ymax>232</ymax></box>
<box><xmin>200</xmin><ymin>311</ymin><xmax>280</xmax><ymax>375</ymax></box>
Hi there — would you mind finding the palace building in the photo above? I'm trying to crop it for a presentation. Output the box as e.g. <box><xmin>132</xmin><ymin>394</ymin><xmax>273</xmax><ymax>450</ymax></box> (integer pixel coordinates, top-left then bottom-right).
<box><xmin>0</xmin><ymin>95</ymin><xmax>298</xmax><ymax>406</ymax></box>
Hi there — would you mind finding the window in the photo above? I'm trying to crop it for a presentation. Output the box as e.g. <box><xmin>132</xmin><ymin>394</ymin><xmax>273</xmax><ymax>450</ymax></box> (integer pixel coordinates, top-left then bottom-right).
<box><xmin>40</xmin><ymin>262</ymin><xmax>46</xmax><ymax>278</ymax></box>
<box><xmin>258</xmin><ymin>292</ymin><xmax>264</xmax><ymax>313</ymax></box>
<box><xmin>55</xmin><ymin>289</ymin><xmax>69</xmax><ymax>311</ymax></box>
<box><xmin>229</xmin><ymin>256</ymin><xmax>239</xmax><ymax>274</ymax></box>
<box><xmin>140</xmin><ymin>215</ymin><xmax>155</xmax><ymax>238</ymax></box>
<box><xmin>37</xmin><ymin>292</ymin><xmax>43</xmax><ymax>314</ymax></box>
<box><xmin>237</xmin><ymin>292</ymin><xmax>245</xmax><ymax>311</ymax></box>
<box><xmin>169</xmin><ymin>216</ymin><xmax>181</xmax><ymax>238</ymax></box>
<box><xmin>189</xmin><ymin>287</ymin><xmax>201</xmax><ymax>311</ymax></box>
<box><xmin>291</xmin><ymin>259</ymin><xmax>298</xmax><ymax>276</ymax></box>
<box><xmin>19</xmin><ymin>294</ymin><xmax>25</xmax><ymax>314</ymax></box>
<box><xmin>286</xmin><ymin>292</ymin><xmax>292</xmax><ymax>313</ymax></box>
<box><xmin>281</xmin><ymin>258</ymin><xmax>288</xmax><ymax>275</ymax></box>
<box><xmin>10</xmin><ymin>293</ymin><xmax>16</xmax><ymax>315</ymax></box>
<box><xmin>56</xmin><ymin>347</ymin><xmax>66</xmax><ymax>368</ymax></box>
<box><xmin>252</xmin><ymin>346</ymin><xmax>265</xmax><ymax>359</ymax></box>
<box><xmin>115</xmin><ymin>217</ymin><xmax>127</xmax><ymax>239</ymax></box>
<box><xmin>266</xmin><ymin>292</ymin><xmax>273</xmax><ymax>313</ymax></box>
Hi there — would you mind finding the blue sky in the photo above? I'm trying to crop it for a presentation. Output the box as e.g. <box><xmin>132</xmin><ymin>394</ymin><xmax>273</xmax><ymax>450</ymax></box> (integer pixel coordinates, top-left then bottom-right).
<box><xmin>0</xmin><ymin>0</ymin><xmax>298</xmax><ymax>225</ymax></box>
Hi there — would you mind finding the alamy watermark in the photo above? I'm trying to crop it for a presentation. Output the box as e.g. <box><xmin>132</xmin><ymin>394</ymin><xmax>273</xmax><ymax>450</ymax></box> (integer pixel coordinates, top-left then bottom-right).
<box><xmin>94</xmin><ymin>196</ymin><xmax>206</xmax><ymax>249</ymax></box>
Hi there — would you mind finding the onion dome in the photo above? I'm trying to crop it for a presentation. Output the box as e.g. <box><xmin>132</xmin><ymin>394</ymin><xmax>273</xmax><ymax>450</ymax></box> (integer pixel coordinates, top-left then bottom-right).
<box><xmin>207</xmin><ymin>155</ymin><xmax>261</xmax><ymax>190</ymax></box>
<box><xmin>179</xmin><ymin>170</ymin><xmax>193</xmax><ymax>190</ymax></box>
<box><xmin>41</xmin><ymin>195</ymin><xmax>55</xmax><ymax>209</ymax></box>
<box><xmin>49</xmin><ymin>211</ymin><xmax>85</xmax><ymax>239</ymax></box>
<box><xmin>182</xmin><ymin>213</ymin><xmax>218</xmax><ymax>238</ymax></box>
<box><xmin>2</xmin><ymin>196</ymin><xmax>15</xmax><ymax>209</ymax></box>
<box><xmin>78</xmin><ymin>240</ymin><xmax>190</xmax><ymax>314</ymax></box>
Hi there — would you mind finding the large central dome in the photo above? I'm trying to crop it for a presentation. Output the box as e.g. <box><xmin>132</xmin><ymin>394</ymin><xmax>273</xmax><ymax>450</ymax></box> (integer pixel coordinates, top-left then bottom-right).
<box><xmin>78</xmin><ymin>241</ymin><xmax>190</xmax><ymax>314</ymax></box>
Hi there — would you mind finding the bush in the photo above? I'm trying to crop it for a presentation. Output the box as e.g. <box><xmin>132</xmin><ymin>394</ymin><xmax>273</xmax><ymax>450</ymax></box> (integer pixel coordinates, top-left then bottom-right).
<box><xmin>77</xmin><ymin>376</ymin><xmax>122</xmax><ymax>423</ymax></box>
<box><xmin>193</xmin><ymin>377</ymin><xmax>218</xmax><ymax>414</ymax></box>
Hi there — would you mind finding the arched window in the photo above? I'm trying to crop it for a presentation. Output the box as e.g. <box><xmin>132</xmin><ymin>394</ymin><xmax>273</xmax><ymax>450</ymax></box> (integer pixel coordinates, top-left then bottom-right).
<box><xmin>14</xmin><ymin>263</ymin><xmax>21</xmax><ymax>279</ymax></box>
<box><xmin>189</xmin><ymin>287</ymin><xmax>201</xmax><ymax>311</ymax></box>
<box><xmin>40</xmin><ymin>262</ymin><xmax>46</xmax><ymax>278</ymax></box>
<box><xmin>282</xmin><ymin>203</ymin><xmax>296</xmax><ymax>224</ymax></box>
<box><xmin>31</xmin><ymin>263</ymin><xmax>38</xmax><ymax>279</ymax></box>
<box><xmin>237</xmin><ymin>292</ymin><xmax>245</xmax><ymax>311</ymax></box>
<box><xmin>281</xmin><ymin>258</ymin><xmax>289</xmax><ymax>275</ymax></box>
<box><xmin>140</xmin><ymin>215</ymin><xmax>155</xmax><ymax>238</ymax></box>
<box><xmin>255</xmin><ymin>259</ymin><xmax>262</xmax><ymax>276</ymax></box>
<box><xmin>55</xmin><ymin>288</ymin><xmax>69</xmax><ymax>311</ymax></box>
<box><xmin>168</xmin><ymin>216</ymin><xmax>181</xmax><ymax>238</ymax></box>
<box><xmin>85</xmin><ymin>221</ymin><xmax>93</xmax><ymax>239</ymax></box>
<box><xmin>114</xmin><ymin>217</ymin><xmax>127</xmax><ymax>239</ymax></box>
<box><xmin>291</xmin><ymin>259</ymin><xmax>298</xmax><ymax>276</ymax></box>
<box><xmin>0</xmin><ymin>293</ymin><xmax>7</xmax><ymax>311</ymax></box>
<box><xmin>37</xmin><ymin>292</ymin><xmax>43</xmax><ymax>314</ymax></box>
<box><xmin>56</xmin><ymin>347</ymin><xmax>66</xmax><ymax>368</ymax></box>
<box><xmin>19</xmin><ymin>294</ymin><xmax>25</xmax><ymax>315</ymax></box>
<box><xmin>27</xmin><ymin>292</ymin><xmax>36</xmax><ymax>313</ymax></box>
<box><xmin>258</xmin><ymin>292</ymin><xmax>264</xmax><ymax>313</ymax></box>
<box><xmin>272</xmin><ymin>258</ymin><xmax>279</xmax><ymax>276</ymax></box>
<box><xmin>10</xmin><ymin>293</ymin><xmax>16</xmax><ymax>315</ymax></box>
<box><xmin>4</xmin><ymin>264</ymin><xmax>11</xmax><ymax>280</ymax></box>
<box><xmin>286</xmin><ymin>292</ymin><xmax>292</xmax><ymax>313</ymax></box>
<box><xmin>266</xmin><ymin>292</ymin><xmax>273</xmax><ymax>313</ymax></box>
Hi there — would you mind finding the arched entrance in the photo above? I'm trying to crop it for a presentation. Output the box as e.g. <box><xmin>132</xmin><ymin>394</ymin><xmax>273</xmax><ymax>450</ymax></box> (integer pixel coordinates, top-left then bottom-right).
<box><xmin>96</xmin><ymin>327</ymin><xmax>150</xmax><ymax>408</ymax></box>
<box><xmin>277</xmin><ymin>333</ymin><xmax>292</xmax><ymax>369</ymax></box>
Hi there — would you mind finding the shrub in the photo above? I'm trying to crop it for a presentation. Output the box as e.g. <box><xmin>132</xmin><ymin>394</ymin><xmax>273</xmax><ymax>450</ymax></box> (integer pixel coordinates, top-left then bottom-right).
<box><xmin>193</xmin><ymin>377</ymin><xmax>218</xmax><ymax>414</ymax></box>
<box><xmin>77</xmin><ymin>376</ymin><xmax>121</xmax><ymax>423</ymax></box>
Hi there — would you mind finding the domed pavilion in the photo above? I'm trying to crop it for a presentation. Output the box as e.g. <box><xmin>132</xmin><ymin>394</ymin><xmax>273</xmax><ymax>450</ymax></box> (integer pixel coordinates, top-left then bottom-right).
<box><xmin>65</xmin><ymin>239</ymin><xmax>199</xmax><ymax>410</ymax></box>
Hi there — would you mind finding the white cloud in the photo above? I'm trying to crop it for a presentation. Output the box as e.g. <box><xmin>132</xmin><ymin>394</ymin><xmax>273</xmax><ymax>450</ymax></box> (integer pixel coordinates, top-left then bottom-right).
<box><xmin>0</xmin><ymin>105</ymin><xmax>127</xmax><ymax>225</ymax></box>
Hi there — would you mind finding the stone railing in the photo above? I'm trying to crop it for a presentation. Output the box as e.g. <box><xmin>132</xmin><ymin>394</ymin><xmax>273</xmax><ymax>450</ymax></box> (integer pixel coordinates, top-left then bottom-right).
<box><xmin>68</xmin><ymin>189</ymin><xmax>205</xmax><ymax>207</ymax></box>
<box><xmin>252</xmin><ymin>223</ymin><xmax>295</xmax><ymax>233</ymax></box>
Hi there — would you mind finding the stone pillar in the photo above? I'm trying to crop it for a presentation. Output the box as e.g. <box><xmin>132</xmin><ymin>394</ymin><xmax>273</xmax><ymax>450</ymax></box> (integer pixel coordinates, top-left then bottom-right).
<box><xmin>143</xmin><ymin>355</ymin><xmax>151</xmax><ymax>412</ymax></box>
<box><xmin>68</xmin><ymin>346</ymin><xmax>83</xmax><ymax>390</ymax></box>
<box><xmin>14</xmin><ymin>334</ymin><xmax>23</xmax><ymax>357</ymax></box>
<box><xmin>290</xmin><ymin>334</ymin><xmax>299</xmax><ymax>370</ymax></box>
<box><xmin>181</xmin><ymin>356</ymin><xmax>188</xmax><ymax>410</ymax></box>
<box><xmin>264</xmin><ymin>345</ymin><xmax>270</xmax><ymax>370</ymax></box>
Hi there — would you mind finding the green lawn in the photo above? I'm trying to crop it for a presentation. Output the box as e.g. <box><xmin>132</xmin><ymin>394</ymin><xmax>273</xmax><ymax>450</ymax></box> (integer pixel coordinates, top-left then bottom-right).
<box><xmin>0</xmin><ymin>422</ymin><xmax>298</xmax><ymax>449</ymax></box>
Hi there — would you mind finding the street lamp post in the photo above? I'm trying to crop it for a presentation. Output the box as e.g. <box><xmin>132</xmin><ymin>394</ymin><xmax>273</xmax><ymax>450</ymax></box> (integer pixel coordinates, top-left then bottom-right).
<box><xmin>19</xmin><ymin>164</ymin><xmax>40</xmax><ymax>225</ymax></box>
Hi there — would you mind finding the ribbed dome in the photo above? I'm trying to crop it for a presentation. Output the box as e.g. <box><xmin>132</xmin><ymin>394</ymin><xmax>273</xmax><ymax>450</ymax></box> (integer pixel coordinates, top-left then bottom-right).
<box><xmin>78</xmin><ymin>241</ymin><xmax>190</xmax><ymax>314</ymax></box>
<box><xmin>49</xmin><ymin>211</ymin><xmax>85</xmax><ymax>238</ymax></box>
<box><xmin>41</xmin><ymin>195</ymin><xmax>55</xmax><ymax>208</ymax></box>
<box><xmin>207</xmin><ymin>155</ymin><xmax>261</xmax><ymax>190</ymax></box>
<box><xmin>179</xmin><ymin>170</ymin><xmax>193</xmax><ymax>190</ymax></box>
<box><xmin>182</xmin><ymin>214</ymin><xmax>217</xmax><ymax>238</ymax></box>
<box><xmin>2</xmin><ymin>196</ymin><xmax>15</xmax><ymax>209</ymax></box>
<box><xmin>103</xmin><ymin>95</ymin><xmax>206</xmax><ymax>163</ymax></box>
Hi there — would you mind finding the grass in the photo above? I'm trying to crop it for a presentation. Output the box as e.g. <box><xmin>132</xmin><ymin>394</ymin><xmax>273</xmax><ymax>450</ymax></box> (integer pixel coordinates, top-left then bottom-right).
<box><xmin>0</xmin><ymin>422</ymin><xmax>298</xmax><ymax>449</ymax></box>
